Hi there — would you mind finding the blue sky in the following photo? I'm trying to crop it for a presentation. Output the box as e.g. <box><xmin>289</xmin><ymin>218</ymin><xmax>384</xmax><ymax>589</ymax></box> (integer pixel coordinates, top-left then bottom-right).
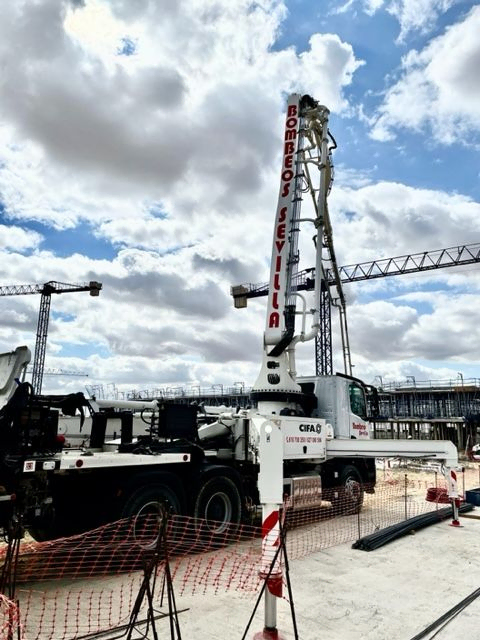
<box><xmin>282</xmin><ymin>1</ymin><xmax>480</xmax><ymax>198</ymax></box>
<box><xmin>0</xmin><ymin>0</ymin><xmax>479</xmax><ymax>395</ymax></box>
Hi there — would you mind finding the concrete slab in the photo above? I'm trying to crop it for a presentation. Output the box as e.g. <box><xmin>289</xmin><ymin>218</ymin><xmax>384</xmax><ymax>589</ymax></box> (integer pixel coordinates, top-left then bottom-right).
<box><xmin>172</xmin><ymin>510</ymin><xmax>480</xmax><ymax>640</ymax></box>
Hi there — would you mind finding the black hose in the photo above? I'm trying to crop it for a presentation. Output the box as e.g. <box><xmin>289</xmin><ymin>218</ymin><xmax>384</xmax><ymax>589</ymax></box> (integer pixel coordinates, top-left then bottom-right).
<box><xmin>409</xmin><ymin>583</ymin><xmax>480</xmax><ymax>639</ymax></box>
<box><xmin>352</xmin><ymin>503</ymin><xmax>473</xmax><ymax>551</ymax></box>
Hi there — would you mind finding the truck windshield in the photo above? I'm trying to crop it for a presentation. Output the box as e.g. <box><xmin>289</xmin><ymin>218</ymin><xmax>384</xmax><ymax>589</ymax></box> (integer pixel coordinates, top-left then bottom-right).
<box><xmin>349</xmin><ymin>384</ymin><xmax>367</xmax><ymax>419</ymax></box>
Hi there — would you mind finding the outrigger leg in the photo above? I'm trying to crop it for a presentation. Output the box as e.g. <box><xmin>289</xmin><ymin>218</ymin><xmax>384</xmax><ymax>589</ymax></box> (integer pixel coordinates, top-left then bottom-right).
<box><xmin>443</xmin><ymin>466</ymin><xmax>463</xmax><ymax>528</ymax></box>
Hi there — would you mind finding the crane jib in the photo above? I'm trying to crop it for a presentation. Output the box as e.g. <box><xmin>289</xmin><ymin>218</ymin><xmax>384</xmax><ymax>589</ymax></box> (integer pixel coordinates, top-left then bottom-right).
<box><xmin>265</xmin><ymin>94</ymin><xmax>302</xmax><ymax>346</ymax></box>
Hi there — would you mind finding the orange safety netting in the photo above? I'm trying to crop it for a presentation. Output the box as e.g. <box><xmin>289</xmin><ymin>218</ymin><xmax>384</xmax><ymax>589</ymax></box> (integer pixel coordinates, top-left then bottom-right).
<box><xmin>0</xmin><ymin>467</ymin><xmax>474</xmax><ymax>640</ymax></box>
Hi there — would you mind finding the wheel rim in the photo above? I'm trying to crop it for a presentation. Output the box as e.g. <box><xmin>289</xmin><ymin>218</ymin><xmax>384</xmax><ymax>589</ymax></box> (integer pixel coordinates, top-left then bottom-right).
<box><xmin>344</xmin><ymin>477</ymin><xmax>362</xmax><ymax>507</ymax></box>
<box><xmin>133</xmin><ymin>500</ymin><xmax>166</xmax><ymax>549</ymax></box>
<box><xmin>204</xmin><ymin>491</ymin><xmax>232</xmax><ymax>534</ymax></box>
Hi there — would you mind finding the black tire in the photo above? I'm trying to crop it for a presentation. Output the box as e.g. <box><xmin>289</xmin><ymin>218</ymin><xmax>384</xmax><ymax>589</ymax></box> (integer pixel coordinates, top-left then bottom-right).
<box><xmin>121</xmin><ymin>482</ymin><xmax>182</xmax><ymax>549</ymax></box>
<box><xmin>193</xmin><ymin>476</ymin><xmax>242</xmax><ymax>536</ymax></box>
<box><xmin>27</xmin><ymin>502</ymin><xmax>58</xmax><ymax>541</ymax></box>
<box><xmin>335</xmin><ymin>465</ymin><xmax>364</xmax><ymax>515</ymax></box>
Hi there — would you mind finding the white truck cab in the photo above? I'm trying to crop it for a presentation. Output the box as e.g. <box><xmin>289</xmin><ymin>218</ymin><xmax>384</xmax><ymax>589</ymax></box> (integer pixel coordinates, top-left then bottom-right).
<box><xmin>298</xmin><ymin>373</ymin><xmax>376</xmax><ymax>440</ymax></box>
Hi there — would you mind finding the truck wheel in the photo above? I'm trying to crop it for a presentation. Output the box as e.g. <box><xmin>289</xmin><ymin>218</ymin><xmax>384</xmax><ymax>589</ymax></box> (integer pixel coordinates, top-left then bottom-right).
<box><xmin>194</xmin><ymin>476</ymin><xmax>242</xmax><ymax>536</ymax></box>
<box><xmin>336</xmin><ymin>466</ymin><xmax>364</xmax><ymax>515</ymax></box>
<box><xmin>27</xmin><ymin>503</ymin><xmax>58</xmax><ymax>541</ymax></box>
<box><xmin>121</xmin><ymin>483</ymin><xmax>182</xmax><ymax>549</ymax></box>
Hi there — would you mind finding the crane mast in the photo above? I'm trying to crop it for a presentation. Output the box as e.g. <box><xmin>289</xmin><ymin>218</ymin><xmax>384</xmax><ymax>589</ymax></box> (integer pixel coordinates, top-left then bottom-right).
<box><xmin>252</xmin><ymin>94</ymin><xmax>333</xmax><ymax>411</ymax></box>
<box><xmin>0</xmin><ymin>280</ymin><xmax>101</xmax><ymax>394</ymax></box>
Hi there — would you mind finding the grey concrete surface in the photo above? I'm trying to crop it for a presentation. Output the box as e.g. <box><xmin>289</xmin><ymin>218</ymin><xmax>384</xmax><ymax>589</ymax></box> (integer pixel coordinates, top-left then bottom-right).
<box><xmin>171</xmin><ymin>511</ymin><xmax>480</xmax><ymax>640</ymax></box>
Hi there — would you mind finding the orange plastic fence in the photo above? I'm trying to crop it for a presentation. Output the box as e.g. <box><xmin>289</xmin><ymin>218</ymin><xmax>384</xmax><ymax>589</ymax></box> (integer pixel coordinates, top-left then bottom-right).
<box><xmin>0</xmin><ymin>468</ymin><xmax>473</xmax><ymax>640</ymax></box>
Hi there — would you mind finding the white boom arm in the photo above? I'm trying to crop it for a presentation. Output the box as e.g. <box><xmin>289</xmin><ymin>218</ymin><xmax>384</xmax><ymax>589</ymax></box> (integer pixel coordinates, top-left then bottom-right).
<box><xmin>253</xmin><ymin>94</ymin><xmax>334</xmax><ymax>636</ymax></box>
<box><xmin>92</xmin><ymin>398</ymin><xmax>158</xmax><ymax>412</ymax></box>
<box><xmin>251</xmin><ymin>95</ymin><xmax>463</xmax><ymax>639</ymax></box>
<box><xmin>252</xmin><ymin>95</ymin><xmax>333</xmax><ymax>412</ymax></box>
<box><xmin>326</xmin><ymin>438</ymin><xmax>458</xmax><ymax>469</ymax></box>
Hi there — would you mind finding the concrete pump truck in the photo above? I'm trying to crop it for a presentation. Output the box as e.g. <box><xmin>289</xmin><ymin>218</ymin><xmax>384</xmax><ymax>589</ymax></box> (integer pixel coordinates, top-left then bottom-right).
<box><xmin>0</xmin><ymin>96</ymin><xmax>461</xmax><ymax>566</ymax></box>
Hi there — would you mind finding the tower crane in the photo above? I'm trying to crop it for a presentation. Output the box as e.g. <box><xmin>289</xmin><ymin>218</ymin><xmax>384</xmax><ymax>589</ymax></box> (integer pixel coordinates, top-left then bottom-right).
<box><xmin>0</xmin><ymin>280</ymin><xmax>101</xmax><ymax>394</ymax></box>
<box><xmin>232</xmin><ymin>242</ymin><xmax>480</xmax><ymax>376</ymax></box>
<box><xmin>26</xmin><ymin>367</ymin><xmax>89</xmax><ymax>377</ymax></box>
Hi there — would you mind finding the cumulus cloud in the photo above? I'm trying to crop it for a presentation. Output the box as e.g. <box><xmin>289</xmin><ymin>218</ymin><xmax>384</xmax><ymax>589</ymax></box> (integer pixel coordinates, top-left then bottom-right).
<box><xmin>370</xmin><ymin>5</ymin><xmax>480</xmax><ymax>144</ymax></box>
<box><xmin>321</xmin><ymin>176</ymin><xmax>480</xmax><ymax>383</ymax></box>
<box><xmin>330</xmin><ymin>180</ymin><xmax>480</xmax><ymax>265</ymax></box>
<box><xmin>0</xmin><ymin>0</ymin><xmax>363</xmax><ymax>252</ymax></box>
<box><xmin>335</xmin><ymin>0</ymin><xmax>459</xmax><ymax>40</ymax></box>
<box><xmin>348</xmin><ymin>300</ymin><xmax>419</xmax><ymax>360</ymax></box>
<box><xmin>104</xmin><ymin>271</ymin><xmax>231</xmax><ymax>320</ymax></box>
<box><xmin>348</xmin><ymin>291</ymin><xmax>480</xmax><ymax>368</ymax></box>
<box><xmin>387</xmin><ymin>0</ymin><xmax>458</xmax><ymax>42</ymax></box>
<box><xmin>399</xmin><ymin>291</ymin><xmax>480</xmax><ymax>360</ymax></box>
<box><xmin>0</xmin><ymin>224</ymin><xmax>42</xmax><ymax>251</ymax></box>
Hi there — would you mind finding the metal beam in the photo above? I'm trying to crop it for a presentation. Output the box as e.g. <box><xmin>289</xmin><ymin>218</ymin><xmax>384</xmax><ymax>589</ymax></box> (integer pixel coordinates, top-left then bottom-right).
<box><xmin>232</xmin><ymin>243</ymin><xmax>480</xmax><ymax>376</ymax></box>
<box><xmin>231</xmin><ymin>243</ymin><xmax>480</xmax><ymax>301</ymax></box>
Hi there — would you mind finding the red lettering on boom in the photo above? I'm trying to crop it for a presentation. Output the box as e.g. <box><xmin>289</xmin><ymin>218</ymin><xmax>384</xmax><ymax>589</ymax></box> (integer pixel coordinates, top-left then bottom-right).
<box><xmin>267</xmin><ymin>97</ymin><xmax>299</xmax><ymax>334</ymax></box>
<box><xmin>269</xmin><ymin>312</ymin><xmax>280</xmax><ymax>328</ymax></box>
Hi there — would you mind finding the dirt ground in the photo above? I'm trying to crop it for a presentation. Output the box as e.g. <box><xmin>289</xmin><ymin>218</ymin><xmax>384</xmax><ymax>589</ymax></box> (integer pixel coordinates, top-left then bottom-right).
<box><xmin>7</xmin><ymin>459</ymin><xmax>480</xmax><ymax>639</ymax></box>
<box><xmin>173</xmin><ymin>461</ymin><xmax>480</xmax><ymax>640</ymax></box>
<box><xmin>375</xmin><ymin>458</ymin><xmax>480</xmax><ymax>494</ymax></box>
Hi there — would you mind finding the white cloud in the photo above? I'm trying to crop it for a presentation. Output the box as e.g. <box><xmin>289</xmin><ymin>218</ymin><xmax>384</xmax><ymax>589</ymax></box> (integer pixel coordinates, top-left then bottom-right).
<box><xmin>64</xmin><ymin>0</ymin><xmax>131</xmax><ymax>61</ymax></box>
<box><xmin>331</xmin><ymin>180</ymin><xmax>480</xmax><ymax>265</ymax></box>
<box><xmin>0</xmin><ymin>0</ymin><xmax>362</xmax><ymax>229</ymax></box>
<box><xmin>333</xmin><ymin>0</ymin><xmax>457</xmax><ymax>39</ymax></box>
<box><xmin>388</xmin><ymin>0</ymin><xmax>457</xmax><ymax>42</ymax></box>
<box><xmin>371</xmin><ymin>5</ymin><xmax>480</xmax><ymax>144</ymax></box>
<box><xmin>0</xmin><ymin>224</ymin><xmax>42</xmax><ymax>251</ymax></box>
<box><xmin>298</xmin><ymin>34</ymin><xmax>364</xmax><ymax>109</ymax></box>
<box><xmin>364</xmin><ymin>0</ymin><xmax>385</xmax><ymax>14</ymax></box>
<box><xmin>346</xmin><ymin>290</ymin><xmax>480</xmax><ymax>377</ymax></box>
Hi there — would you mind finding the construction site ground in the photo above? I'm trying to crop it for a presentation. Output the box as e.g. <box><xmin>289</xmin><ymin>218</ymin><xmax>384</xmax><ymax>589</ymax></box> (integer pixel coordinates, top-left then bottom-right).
<box><xmin>84</xmin><ymin>463</ymin><xmax>480</xmax><ymax>640</ymax></box>
<box><xmin>7</xmin><ymin>463</ymin><xmax>480</xmax><ymax>640</ymax></box>
<box><xmin>169</xmin><ymin>465</ymin><xmax>480</xmax><ymax>640</ymax></box>
<box><xmin>173</xmin><ymin>516</ymin><xmax>480</xmax><ymax>640</ymax></box>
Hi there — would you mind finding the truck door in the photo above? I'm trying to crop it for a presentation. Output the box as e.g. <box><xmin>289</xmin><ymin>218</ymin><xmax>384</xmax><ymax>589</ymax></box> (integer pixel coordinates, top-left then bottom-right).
<box><xmin>348</xmin><ymin>382</ymin><xmax>370</xmax><ymax>439</ymax></box>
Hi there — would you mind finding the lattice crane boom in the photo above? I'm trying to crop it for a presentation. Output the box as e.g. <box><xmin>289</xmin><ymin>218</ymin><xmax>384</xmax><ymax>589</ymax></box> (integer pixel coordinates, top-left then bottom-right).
<box><xmin>26</xmin><ymin>367</ymin><xmax>89</xmax><ymax>377</ymax></box>
<box><xmin>233</xmin><ymin>243</ymin><xmax>480</xmax><ymax>300</ymax></box>
<box><xmin>0</xmin><ymin>280</ymin><xmax>101</xmax><ymax>394</ymax></box>
<box><xmin>232</xmin><ymin>243</ymin><xmax>480</xmax><ymax>375</ymax></box>
<box><xmin>0</xmin><ymin>281</ymin><xmax>102</xmax><ymax>297</ymax></box>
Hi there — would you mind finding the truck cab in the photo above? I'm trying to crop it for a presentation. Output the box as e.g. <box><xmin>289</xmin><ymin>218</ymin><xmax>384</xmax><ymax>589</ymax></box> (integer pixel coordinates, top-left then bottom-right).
<box><xmin>296</xmin><ymin>373</ymin><xmax>378</xmax><ymax>505</ymax></box>
<box><xmin>298</xmin><ymin>373</ymin><xmax>377</xmax><ymax>439</ymax></box>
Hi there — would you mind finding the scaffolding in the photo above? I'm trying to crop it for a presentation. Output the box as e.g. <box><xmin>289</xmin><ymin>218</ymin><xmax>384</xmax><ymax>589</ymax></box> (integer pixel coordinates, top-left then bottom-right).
<box><xmin>87</xmin><ymin>378</ymin><xmax>480</xmax><ymax>451</ymax></box>
<box><xmin>376</xmin><ymin>379</ymin><xmax>480</xmax><ymax>420</ymax></box>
